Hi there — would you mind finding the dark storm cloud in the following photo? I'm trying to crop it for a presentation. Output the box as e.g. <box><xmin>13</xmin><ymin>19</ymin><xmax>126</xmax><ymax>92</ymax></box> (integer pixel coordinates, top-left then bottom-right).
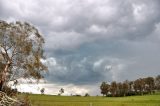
<box><xmin>1</xmin><ymin>0</ymin><xmax>160</xmax><ymax>88</ymax></box>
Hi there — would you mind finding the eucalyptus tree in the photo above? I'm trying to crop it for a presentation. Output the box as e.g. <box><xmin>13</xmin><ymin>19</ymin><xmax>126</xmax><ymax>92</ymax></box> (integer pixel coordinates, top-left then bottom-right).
<box><xmin>100</xmin><ymin>82</ymin><xmax>110</xmax><ymax>96</ymax></box>
<box><xmin>110</xmin><ymin>81</ymin><xmax>117</xmax><ymax>97</ymax></box>
<box><xmin>117</xmin><ymin>82</ymin><xmax>123</xmax><ymax>96</ymax></box>
<box><xmin>122</xmin><ymin>80</ymin><xmax>129</xmax><ymax>96</ymax></box>
<box><xmin>155</xmin><ymin>75</ymin><xmax>160</xmax><ymax>90</ymax></box>
<box><xmin>144</xmin><ymin>77</ymin><xmax>155</xmax><ymax>94</ymax></box>
<box><xmin>0</xmin><ymin>20</ymin><xmax>47</xmax><ymax>91</ymax></box>
<box><xmin>133</xmin><ymin>78</ymin><xmax>145</xmax><ymax>95</ymax></box>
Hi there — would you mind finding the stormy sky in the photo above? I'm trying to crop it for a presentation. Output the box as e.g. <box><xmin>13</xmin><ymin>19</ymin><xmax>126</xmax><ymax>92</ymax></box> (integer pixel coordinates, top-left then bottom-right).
<box><xmin>1</xmin><ymin>0</ymin><xmax>160</xmax><ymax>95</ymax></box>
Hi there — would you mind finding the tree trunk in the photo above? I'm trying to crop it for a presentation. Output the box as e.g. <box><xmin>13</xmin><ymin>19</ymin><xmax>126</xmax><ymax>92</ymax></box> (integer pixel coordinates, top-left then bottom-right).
<box><xmin>0</xmin><ymin>80</ymin><xmax>3</xmax><ymax>91</ymax></box>
<box><xmin>0</xmin><ymin>63</ymin><xmax>10</xmax><ymax>91</ymax></box>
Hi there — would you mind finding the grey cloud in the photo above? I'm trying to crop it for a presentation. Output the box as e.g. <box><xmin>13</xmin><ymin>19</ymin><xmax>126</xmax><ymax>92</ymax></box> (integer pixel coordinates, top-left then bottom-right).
<box><xmin>44</xmin><ymin>38</ymin><xmax>160</xmax><ymax>84</ymax></box>
<box><xmin>1</xmin><ymin>0</ymin><xmax>160</xmax><ymax>95</ymax></box>
<box><xmin>1</xmin><ymin>0</ymin><xmax>160</xmax><ymax>49</ymax></box>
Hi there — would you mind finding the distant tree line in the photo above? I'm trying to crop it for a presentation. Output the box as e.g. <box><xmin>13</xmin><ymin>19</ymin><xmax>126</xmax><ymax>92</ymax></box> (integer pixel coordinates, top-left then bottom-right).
<box><xmin>100</xmin><ymin>75</ymin><xmax>160</xmax><ymax>97</ymax></box>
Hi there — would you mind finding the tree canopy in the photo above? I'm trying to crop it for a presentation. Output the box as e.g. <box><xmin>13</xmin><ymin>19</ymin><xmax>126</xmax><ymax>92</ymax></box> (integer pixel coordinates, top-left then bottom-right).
<box><xmin>0</xmin><ymin>20</ymin><xmax>47</xmax><ymax>91</ymax></box>
<box><xmin>100</xmin><ymin>75</ymin><xmax>159</xmax><ymax>97</ymax></box>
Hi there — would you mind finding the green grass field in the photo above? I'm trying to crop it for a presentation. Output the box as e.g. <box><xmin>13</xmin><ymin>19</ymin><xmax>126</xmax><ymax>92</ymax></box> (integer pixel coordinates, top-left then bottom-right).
<box><xmin>26</xmin><ymin>93</ymin><xmax>160</xmax><ymax>106</ymax></box>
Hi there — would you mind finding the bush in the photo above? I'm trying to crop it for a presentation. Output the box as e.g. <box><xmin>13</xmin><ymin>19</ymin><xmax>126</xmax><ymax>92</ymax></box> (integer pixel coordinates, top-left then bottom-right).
<box><xmin>84</xmin><ymin>93</ymin><xmax>90</xmax><ymax>97</ymax></box>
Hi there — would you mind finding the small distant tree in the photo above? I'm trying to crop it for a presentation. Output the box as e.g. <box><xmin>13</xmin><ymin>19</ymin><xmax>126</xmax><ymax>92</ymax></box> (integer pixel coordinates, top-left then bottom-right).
<box><xmin>59</xmin><ymin>88</ymin><xmax>64</xmax><ymax>96</ymax></box>
<box><xmin>84</xmin><ymin>93</ymin><xmax>90</xmax><ymax>97</ymax></box>
<box><xmin>40</xmin><ymin>88</ymin><xmax>45</xmax><ymax>94</ymax></box>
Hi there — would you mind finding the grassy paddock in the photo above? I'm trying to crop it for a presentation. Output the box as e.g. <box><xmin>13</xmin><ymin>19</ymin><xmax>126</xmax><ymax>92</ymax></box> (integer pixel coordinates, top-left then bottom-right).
<box><xmin>26</xmin><ymin>93</ymin><xmax>160</xmax><ymax>106</ymax></box>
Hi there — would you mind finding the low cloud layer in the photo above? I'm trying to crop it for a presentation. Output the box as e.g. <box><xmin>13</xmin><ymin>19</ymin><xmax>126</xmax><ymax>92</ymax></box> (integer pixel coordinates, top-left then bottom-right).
<box><xmin>1</xmin><ymin>0</ymin><xmax>160</xmax><ymax>95</ymax></box>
